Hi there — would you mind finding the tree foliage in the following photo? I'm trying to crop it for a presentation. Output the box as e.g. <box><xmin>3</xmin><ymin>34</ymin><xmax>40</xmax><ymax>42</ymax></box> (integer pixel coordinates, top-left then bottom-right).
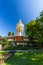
<box><xmin>25</xmin><ymin>10</ymin><xmax>43</xmax><ymax>43</ymax></box>
<box><xmin>0</xmin><ymin>37</ymin><xmax>9</xmax><ymax>47</ymax></box>
<box><xmin>8</xmin><ymin>32</ymin><xmax>14</xmax><ymax>36</ymax></box>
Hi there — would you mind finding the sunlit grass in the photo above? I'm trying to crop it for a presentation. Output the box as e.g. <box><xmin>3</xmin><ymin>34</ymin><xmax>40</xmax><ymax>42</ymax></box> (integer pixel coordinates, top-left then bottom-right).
<box><xmin>1</xmin><ymin>50</ymin><xmax>43</xmax><ymax>65</ymax></box>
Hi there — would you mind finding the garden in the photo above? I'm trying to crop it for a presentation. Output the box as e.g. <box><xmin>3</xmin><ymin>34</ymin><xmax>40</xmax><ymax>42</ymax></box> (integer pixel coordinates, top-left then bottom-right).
<box><xmin>0</xmin><ymin>50</ymin><xmax>43</xmax><ymax>65</ymax></box>
<box><xmin>0</xmin><ymin>11</ymin><xmax>43</xmax><ymax>65</ymax></box>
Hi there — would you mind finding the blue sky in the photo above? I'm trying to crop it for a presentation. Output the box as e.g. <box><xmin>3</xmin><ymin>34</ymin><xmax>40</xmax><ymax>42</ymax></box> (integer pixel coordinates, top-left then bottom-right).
<box><xmin>0</xmin><ymin>0</ymin><xmax>43</xmax><ymax>36</ymax></box>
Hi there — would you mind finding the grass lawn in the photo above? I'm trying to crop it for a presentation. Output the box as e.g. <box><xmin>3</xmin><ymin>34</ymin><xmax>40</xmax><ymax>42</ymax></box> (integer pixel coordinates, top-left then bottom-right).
<box><xmin>0</xmin><ymin>51</ymin><xmax>8</xmax><ymax>54</ymax></box>
<box><xmin>1</xmin><ymin>50</ymin><xmax>43</xmax><ymax>65</ymax></box>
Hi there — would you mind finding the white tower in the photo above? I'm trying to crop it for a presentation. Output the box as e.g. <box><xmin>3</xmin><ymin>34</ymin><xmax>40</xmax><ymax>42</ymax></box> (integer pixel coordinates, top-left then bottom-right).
<box><xmin>16</xmin><ymin>20</ymin><xmax>24</xmax><ymax>36</ymax></box>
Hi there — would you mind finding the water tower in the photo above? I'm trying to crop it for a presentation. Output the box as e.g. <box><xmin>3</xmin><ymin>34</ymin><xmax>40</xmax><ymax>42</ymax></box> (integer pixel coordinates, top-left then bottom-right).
<box><xmin>16</xmin><ymin>20</ymin><xmax>24</xmax><ymax>36</ymax></box>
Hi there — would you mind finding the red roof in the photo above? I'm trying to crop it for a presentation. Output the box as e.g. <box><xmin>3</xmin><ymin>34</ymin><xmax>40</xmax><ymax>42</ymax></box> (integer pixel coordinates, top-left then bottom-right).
<box><xmin>13</xmin><ymin>36</ymin><xmax>23</xmax><ymax>41</ymax></box>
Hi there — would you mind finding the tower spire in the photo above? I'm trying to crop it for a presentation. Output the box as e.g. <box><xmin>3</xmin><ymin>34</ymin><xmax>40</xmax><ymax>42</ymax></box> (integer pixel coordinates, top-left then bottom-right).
<box><xmin>16</xmin><ymin>20</ymin><xmax>24</xmax><ymax>36</ymax></box>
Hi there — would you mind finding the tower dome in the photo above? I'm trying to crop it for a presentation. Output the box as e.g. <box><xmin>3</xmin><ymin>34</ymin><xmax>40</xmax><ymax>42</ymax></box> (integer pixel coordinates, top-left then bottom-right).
<box><xmin>16</xmin><ymin>20</ymin><xmax>24</xmax><ymax>36</ymax></box>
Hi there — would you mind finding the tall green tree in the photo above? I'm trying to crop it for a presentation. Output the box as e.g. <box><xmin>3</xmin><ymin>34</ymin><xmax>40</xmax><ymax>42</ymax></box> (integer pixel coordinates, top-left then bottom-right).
<box><xmin>25</xmin><ymin>10</ymin><xmax>43</xmax><ymax>43</ymax></box>
<box><xmin>25</xmin><ymin>20</ymin><xmax>36</xmax><ymax>37</ymax></box>
<box><xmin>8</xmin><ymin>32</ymin><xmax>14</xmax><ymax>36</ymax></box>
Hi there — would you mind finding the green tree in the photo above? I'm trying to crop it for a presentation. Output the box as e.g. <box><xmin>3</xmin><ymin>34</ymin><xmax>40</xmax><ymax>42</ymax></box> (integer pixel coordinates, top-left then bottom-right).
<box><xmin>8</xmin><ymin>32</ymin><xmax>14</xmax><ymax>36</ymax></box>
<box><xmin>25</xmin><ymin>10</ymin><xmax>43</xmax><ymax>43</ymax></box>
<box><xmin>0</xmin><ymin>37</ymin><xmax>9</xmax><ymax>47</ymax></box>
<box><xmin>25</xmin><ymin>20</ymin><xmax>36</xmax><ymax>39</ymax></box>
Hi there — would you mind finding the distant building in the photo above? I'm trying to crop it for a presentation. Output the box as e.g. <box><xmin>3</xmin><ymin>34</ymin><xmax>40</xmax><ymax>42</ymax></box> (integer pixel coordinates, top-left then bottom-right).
<box><xmin>0</xmin><ymin>20</ymin><xmax>30</xmax><ymax>45</ymax></box>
